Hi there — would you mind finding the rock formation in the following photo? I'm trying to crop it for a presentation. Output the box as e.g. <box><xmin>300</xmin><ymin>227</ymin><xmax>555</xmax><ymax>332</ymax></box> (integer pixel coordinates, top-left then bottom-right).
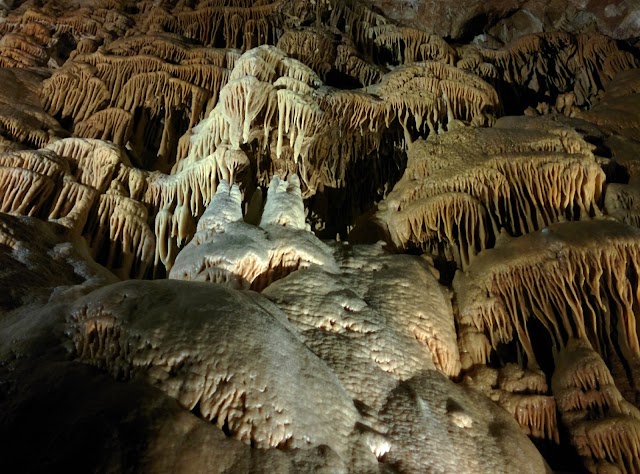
<box><xmin>1</xmin><ymin>0</ymin><xmax>640</xmax><ymax>473</ymax></box>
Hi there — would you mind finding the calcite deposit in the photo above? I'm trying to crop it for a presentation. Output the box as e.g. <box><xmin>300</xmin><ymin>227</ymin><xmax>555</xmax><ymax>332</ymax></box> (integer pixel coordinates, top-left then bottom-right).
<box><xmin>1</xmin><ymin>1</ymin><xmax>640</xmax><ymax>473</ymax></box>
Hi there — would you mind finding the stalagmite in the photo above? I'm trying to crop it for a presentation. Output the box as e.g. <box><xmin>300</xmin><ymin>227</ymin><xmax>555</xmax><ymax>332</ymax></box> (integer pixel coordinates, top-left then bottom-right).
<box><xmin>170</xmin><ymin>174</ymin><xmax>337</xmax><ymax>291</ymax></box>
<box><xmin>183</xmin><ymin>45</ymin><xmax>499</xmax><ymax>231</ymax></box>
<box><xmin>260</xmin><ymin>174</ymin><xmax>307</xmax><ymax>230</ymax></box>
<box><xmin>195</xmin><ymin>179</ymin><xmax>244</xmax><ymax>233</ymax></box>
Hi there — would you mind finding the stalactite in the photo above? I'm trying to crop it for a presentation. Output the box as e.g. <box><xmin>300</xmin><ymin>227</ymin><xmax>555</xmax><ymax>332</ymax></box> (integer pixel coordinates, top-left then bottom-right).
<box><xmin>553</xmin><ymin>339</ymin><xmax>640</xmax><ymax>473</ymax></box>
<box><xmin>456</xmin><ymin>220</ymin><xmax>640</xmax><ymax>402</ymax></box>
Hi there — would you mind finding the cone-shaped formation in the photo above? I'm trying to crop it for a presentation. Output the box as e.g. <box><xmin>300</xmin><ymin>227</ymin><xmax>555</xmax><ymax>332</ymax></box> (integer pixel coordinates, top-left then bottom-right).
<box><xmin>552</xmin><ymin>339</ymin><xmax>640</xmax><ymax>473</ymax></box>
<box><xmin>169</xmin><ymin>175</ymin><xmax>337</xmax><ymax>291</ymax></box>
<box><xmin>371</xmin><ymin>124</ymin><xmax>604</xmax><ymax>269</ymax></box>
<box><xmin>455</xmin><ymin>220</ymin><xmax>640</xmax><ymax>404</ymax></box>
<box><xmin>146</xmin><ymin>152</ymin><xmax>222</xmax><ymax>271</ymax></box>
<box><xmin>260</xmin><ymin>174</ymin><xmax>307</xmax><ymax>230</ymax></box>
<box><xmin>195</xmin><ymin>179</ymin><xmax>244</xmax><ymax>232</ymax></box>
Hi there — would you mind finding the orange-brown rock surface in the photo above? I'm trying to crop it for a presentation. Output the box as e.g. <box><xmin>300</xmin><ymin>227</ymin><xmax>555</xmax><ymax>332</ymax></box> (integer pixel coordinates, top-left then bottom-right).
<box><xmin>1</xmin><ymin>1</ymin><xmax>640</xmax><ymax>473</ymax></box>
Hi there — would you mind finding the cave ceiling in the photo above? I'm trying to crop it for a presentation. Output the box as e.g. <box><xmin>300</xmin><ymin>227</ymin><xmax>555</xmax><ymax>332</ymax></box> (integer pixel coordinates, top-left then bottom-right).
<box><xmin>1</xmin><ymin>0</ymin><xmax>640</xmax><ymax>472</ymax></box>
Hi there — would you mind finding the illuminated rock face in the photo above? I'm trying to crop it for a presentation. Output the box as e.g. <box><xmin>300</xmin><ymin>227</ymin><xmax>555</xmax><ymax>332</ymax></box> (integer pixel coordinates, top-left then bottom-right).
<box><xmin>169</xmin><ymin>176</ymin><xmax>338</xmax><ymax>290</ymax></box>
<box><xmin>0</xmin><ymin>1</ymin><xmax>640</xmax><ymax>473</ymax></box>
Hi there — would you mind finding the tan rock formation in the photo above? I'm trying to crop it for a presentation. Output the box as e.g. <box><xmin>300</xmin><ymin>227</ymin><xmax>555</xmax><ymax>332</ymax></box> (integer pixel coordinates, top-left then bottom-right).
<box><xmin>369</xmin><ymin>123</ymin><xmax>604</xmax><ymax>268</ymax></box>
<box><xmin>553</xmin><ymin>338</ymin><xmax>640</xmax><ymax>473</ymax></box>
<box><xmin>455</xmin><ymin>220</ymin><xmax>640</xmax><ymax>402</ymax></box>
<box><xmin>0</xmin><ymin>1</ymin><xmax>640</xmax><ymax>472</ymax></box>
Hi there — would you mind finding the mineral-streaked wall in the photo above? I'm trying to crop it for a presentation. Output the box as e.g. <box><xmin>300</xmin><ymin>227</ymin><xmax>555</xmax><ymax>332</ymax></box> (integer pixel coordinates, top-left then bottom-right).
<box><xmin>0</xmin><ymin>1</ymin><xmax>640</xmax><ymax>472</ymax></box>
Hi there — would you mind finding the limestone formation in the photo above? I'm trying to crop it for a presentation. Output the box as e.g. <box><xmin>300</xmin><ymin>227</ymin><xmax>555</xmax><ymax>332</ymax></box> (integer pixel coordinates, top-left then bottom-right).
<box><xmin>368</xmin><ymin>124</ymin><xmax>604</xmax><ymax>269</ymax></box>
<box><xmin>1</xmin><ymin>1</ymin><xmax>640</xmax><ymax>473</ymax></box>
<box><xmin>182</xmin><ymin>43</ymin><xmax>499</xmax><ymax>233</ymax></box>
<box><xmin>0</xmin><ymin>68</ymin><xmax>66</xmax><ymax>151</ymax></box>
<box><xmin>169</xmin><ymin>176</ymin><xmax>338</xmax><ymax>290</ymax></box>
<box><xmin>455</xmin><ymin>220</ymin><xmax>640</xmax><ymax>403</ymax></box>
<box><xmin>552</xmin><ymin>339</ymin><xmax>640</xmax><ymax>473</ymax></box>
<box><xmin>457</xmin><ymin>32</ymin><xmax>639</xmax><ymax>113</ymax></box>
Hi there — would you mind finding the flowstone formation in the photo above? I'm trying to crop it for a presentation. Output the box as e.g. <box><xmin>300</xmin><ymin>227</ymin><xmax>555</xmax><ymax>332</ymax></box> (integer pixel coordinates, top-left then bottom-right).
<box><xmin>1</xmin><ymin>1</ymin><xmax>640</xmax><ymax>473</ymax></box>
